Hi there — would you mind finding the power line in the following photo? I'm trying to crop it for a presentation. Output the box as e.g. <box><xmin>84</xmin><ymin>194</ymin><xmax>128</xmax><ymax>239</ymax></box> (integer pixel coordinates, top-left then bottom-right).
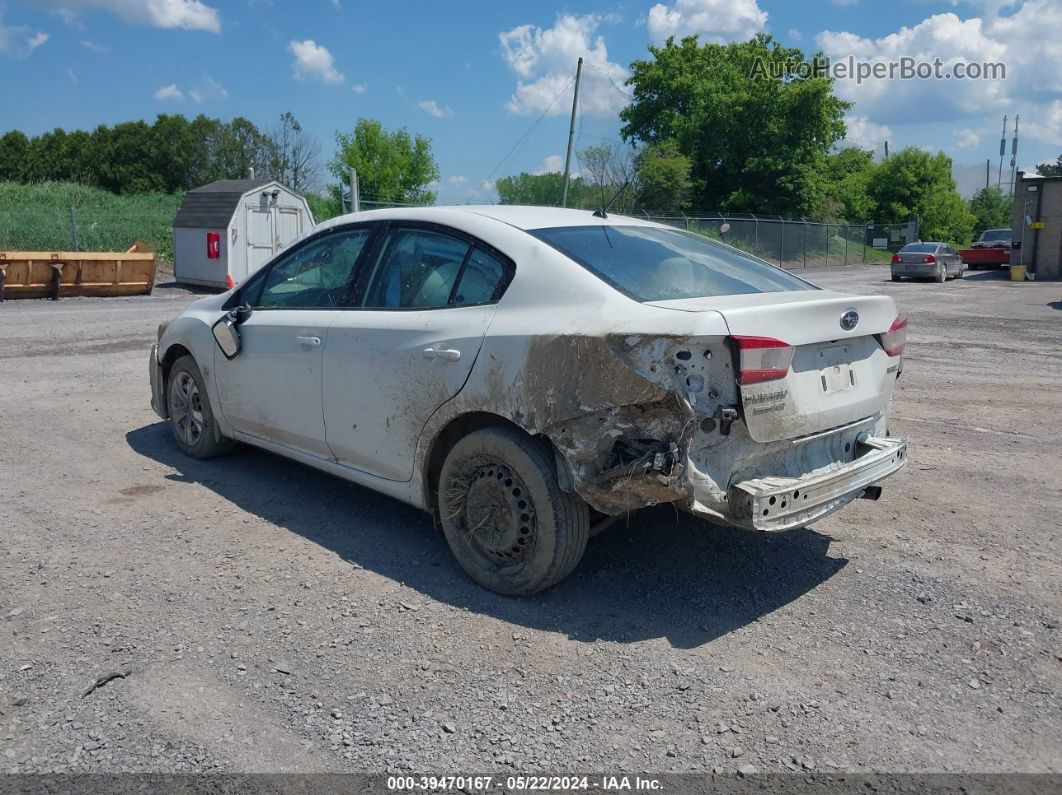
<box><xmin>465</xmin><ymin>75</ymin><xmax>576</xmax><ymax>203</ymax></box>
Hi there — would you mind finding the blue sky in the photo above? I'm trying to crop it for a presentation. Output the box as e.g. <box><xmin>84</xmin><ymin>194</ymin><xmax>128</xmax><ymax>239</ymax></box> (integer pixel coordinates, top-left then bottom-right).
<box><xmin>1</xmin><ymin>0</ymin><xmax>1059</xmax><ymax>202</ymax></box>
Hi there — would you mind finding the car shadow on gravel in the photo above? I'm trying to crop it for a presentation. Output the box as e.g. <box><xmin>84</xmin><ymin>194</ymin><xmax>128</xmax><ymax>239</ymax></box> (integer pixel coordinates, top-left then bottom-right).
<box><xmin>127</xmin><ymin>423</ymin><xmax>847</xmax><ymax>650</ymax></box>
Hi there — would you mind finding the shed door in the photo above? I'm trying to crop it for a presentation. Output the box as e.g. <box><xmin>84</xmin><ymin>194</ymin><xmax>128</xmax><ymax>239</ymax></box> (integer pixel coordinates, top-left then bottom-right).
<box><xmin>246</xmin><ymin>204</ymin><xmax>275</xmax><ymax>279</ymax></box>
<box><xmin>275</xmin><ymin>206</ymin><xmax>302</xmax><ymax>252</ymax></box>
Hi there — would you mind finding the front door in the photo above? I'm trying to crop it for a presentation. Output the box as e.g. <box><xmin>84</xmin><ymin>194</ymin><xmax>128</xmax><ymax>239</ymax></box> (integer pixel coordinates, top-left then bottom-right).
<box><xmin>246</xmin><ymin>201</ymin><xmax>274</xmax><ymax>280</ymax></box>
<box><xmin>323</xmin><ymin>226</ymin><xmax>513</xmax><ymax>480</ymax></box>
<box><xmin>214</xmin><ymin>226</ymin><xmax>375</xmax><ymax>458</ymax></box>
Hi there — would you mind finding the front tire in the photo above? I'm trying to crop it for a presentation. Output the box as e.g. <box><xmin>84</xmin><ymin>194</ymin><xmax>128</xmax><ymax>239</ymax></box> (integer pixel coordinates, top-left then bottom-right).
<box><xmin>166</xmin><ymin>354</ymin><xmax>234</xmax><ymax>459</ymax></box>
<box><xmin>437</xmin><ymin>426</ymin><xmax>589</xmax><ymax>596</ymax></box>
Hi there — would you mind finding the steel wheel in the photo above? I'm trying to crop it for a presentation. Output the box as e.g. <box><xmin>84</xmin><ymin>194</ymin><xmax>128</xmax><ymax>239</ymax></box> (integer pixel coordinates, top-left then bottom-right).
<box><xmin>454</xmin><ymin>457</ymin><xmax>538</xmax><ymax>567</ymax></box>
<box><xmin>169</xmin><ymin>370</ymin><xmax>204</xmax><ymax>447</ymax></box>
<box><xmin>437</xmin><ymin>426</ymin><xmax>589</xmax><ymax>595</ymax></box>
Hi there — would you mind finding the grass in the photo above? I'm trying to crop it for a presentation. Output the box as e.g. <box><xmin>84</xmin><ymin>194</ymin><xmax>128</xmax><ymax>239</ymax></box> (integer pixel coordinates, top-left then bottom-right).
<box><xmin>0</xmin><ymin>181</ymin><xmax>184</xmax><ymax>262</ymax></box>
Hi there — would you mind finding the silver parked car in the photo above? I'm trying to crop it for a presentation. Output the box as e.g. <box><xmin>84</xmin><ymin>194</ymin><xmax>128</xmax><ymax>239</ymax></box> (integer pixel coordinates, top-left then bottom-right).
<box><xmin>891</xmin><ymin>242</ymin><xmax>964</xmax><ymax>282</ymax></box>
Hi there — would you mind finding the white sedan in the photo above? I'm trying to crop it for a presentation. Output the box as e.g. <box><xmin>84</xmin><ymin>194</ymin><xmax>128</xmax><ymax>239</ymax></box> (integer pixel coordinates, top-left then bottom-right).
<box><xmin>150</xmin><ymin>206</ymin><xmax>908</xmax><ymax>595</ymax></box>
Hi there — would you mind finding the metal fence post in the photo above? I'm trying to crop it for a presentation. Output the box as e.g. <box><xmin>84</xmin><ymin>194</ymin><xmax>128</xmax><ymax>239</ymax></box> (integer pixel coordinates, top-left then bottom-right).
<box><xmin>802</xmin><ymin>220</ymin><xmax>807</xmax><ymax>268</ymax></box>
<box><xmin>826</xmin><ymin>224</ymin><xmax>830</xmax><ymax>266</ymax></box>
<box><xmin>69</xmin><ymin>207</ymin><xmax>79</xmax><ymax>252</ymax></box>
<box><xmin>863</xmin><ymin>224</ymin><xmax>869</xmax><ymax>263</ymax></box>
<box><xmin>777</xmin><ymin>216</ymin><xmax>784</xmax><ymax>266</ymax></box>
<box><xmin>753</xmin><ymin>216</ymin><xmax>759</xmax><ymax>250</ymax></box>
<box><xmin>844</xmin><ymin>225</ymin><xmax>849</xmax><ymax>266</ymax></box>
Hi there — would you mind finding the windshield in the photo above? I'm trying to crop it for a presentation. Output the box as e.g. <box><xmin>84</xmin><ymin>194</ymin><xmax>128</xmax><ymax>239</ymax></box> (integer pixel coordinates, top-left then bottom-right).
<box><xmin>980</xmin><ymin>229</ymin><xmax>1010</xmax><ymax>241</ymax></box>
<box><xmin>900</xmin><ymin>243</ymin><xmax>939</xmax><ymax>253</ymax></box>
<box><xmin>530</xmin><ymin>225</ymin><xmax>816</xmax><ymax>301</ymax></box>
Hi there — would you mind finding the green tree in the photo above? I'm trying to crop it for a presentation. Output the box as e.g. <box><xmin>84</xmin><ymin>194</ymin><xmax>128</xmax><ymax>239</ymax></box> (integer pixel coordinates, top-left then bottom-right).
<box><xmin>820</xmin><ymin>147</ymin><xmax>876</xmax><ymax>222</ymax></box>
<box><xmin>968</xmin><ymin>186</ymin><xmax>1012</xmax><ymax>239</ymax></box>
<box><xmin>620</xmin><ymin>34</ymin><xmax>849</xmax><ymax>215</ymax></box>
<box><xmin>496</xmin><ymin>172</ymin><xmax>589</xmax><ymax>207</ymax></box>
<box><xmin>329</xmin><ymin>119</ymin><xmax>439</xmax><ymax>204</ymax></box>
<box><xmin>0</xmin><ymin>130</ymin><xmax>29</xmax><ymax>181</ymax></box>
<box><xmin>867</xmin><ymin>147</ymin><xmax>974</xmax><ymax>242</ymax></box>
<box><xmin>1035</xmin><ymin>155</ymin><xmax>1062</xmax><ymax>177</ymax></box>
<box><xmin>635</xmin><ymin>140</ymin><xmax>692</xmax><ymax>211</ymax></box>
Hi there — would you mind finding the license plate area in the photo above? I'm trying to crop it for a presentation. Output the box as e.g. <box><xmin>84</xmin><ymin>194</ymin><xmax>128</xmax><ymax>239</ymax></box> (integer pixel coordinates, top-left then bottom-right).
<box><xmin>816</xmin><ymin>344</ymin><xmax>854</xmax><ymax>394</ymax></box>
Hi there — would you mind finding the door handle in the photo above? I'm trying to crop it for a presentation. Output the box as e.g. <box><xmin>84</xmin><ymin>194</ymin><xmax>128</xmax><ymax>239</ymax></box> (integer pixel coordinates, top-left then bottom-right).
<box><xmin>422</xmin><ymin>345</ymin><xmax>461</xmax><ymax>362</ymax></box>
<box><xmin>296</xmin><ymin>335</ymin><xmax>322</xmax><ymax>347</ymax></box>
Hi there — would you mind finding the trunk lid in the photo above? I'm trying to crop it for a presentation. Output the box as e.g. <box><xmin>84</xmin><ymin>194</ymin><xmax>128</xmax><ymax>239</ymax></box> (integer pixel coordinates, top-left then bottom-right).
<box><xmin>647</xmin><ymin>291</ymin><xmax>900</xmax><ymax>442</ymax></box>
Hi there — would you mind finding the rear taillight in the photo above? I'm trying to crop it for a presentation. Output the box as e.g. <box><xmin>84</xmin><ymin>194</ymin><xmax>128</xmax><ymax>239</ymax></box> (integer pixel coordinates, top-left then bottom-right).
<box><xmin>923</xmin><ymin>254</ymin><xmax>936</xmax><ymax>263</ymax></box>
<box><xmin>891</xmin><ymin>254</ymin><xmax>901</xmax><ymax>263</ymax></box>
<box><xmin>731</xmin><ymin>336</ymin><xmax>794</xmax><ymax>385</ymax></box>
<box><xmin>881</xmin><ymin>314</ymin><xmax>908</xmax><ymax>357</ymax></box>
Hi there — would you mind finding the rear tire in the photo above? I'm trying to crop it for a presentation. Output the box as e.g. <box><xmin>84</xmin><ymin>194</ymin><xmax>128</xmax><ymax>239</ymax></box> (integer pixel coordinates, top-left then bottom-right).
<box><xmin>437</xmin><ymin>426</ymin><xmax>589</xmax><ymax>596</ymax></box>
<box><xmin>166</xmin><ymin>355</ymin><xmax>235</xmax><ymax>459</ymax></box>
<box><xmin>936</xmin><ymin>262</ymin><xmax>947</xmax><ymax>283</ymax></box>
<box><xmin>891</xmin><ymin>274</ymin><xmax>901</xmax><ymax>282</ymax></box>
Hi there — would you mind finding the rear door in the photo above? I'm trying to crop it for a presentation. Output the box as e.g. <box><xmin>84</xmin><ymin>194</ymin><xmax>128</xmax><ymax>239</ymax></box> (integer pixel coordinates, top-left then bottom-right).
<box><xmin>322</xmin><ymin>224</ymin><xmax>513</xmax><ymax>480</ymax></box>
<box><xmin>649</xmin><ymin>292</ymin><xmax>901</xmax><ymax>442</ymax></box>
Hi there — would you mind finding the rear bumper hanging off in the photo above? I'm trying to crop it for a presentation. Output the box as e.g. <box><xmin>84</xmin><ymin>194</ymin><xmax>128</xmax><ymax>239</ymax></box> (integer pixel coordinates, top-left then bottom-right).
<box><xmin>728</xmin><ymin>436</ymin><xmax>908</xmax><ymax>531</ymax></box>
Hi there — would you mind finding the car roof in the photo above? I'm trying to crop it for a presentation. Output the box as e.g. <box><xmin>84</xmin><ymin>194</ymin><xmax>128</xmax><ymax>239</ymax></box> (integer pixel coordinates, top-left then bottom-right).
<box><xmin>315</xmin><ymin>204</ymin><xmax>661</xmax><ymax>234</ymax></box>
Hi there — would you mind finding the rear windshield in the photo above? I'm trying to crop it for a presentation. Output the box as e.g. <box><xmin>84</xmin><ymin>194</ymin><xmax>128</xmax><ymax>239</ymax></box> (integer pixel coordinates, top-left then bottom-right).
<box><xmin>900</xmin><ymin>243</ymin><xmax>939</xmax><ymax>253</ymax></box>
<box><xmin>530</xmin><ymin>225</ymin><xmax>815</xmax><ymax>301</ymax></box>
<box><xmin>980</xmin><ymin>229</ymin><xmax>1010</xmax><ymax>241</ymax></box>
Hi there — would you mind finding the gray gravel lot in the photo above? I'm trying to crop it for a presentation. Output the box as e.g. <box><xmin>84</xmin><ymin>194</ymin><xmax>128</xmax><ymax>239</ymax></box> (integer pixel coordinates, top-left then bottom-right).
<box><xmin>1</xmin><ymin>267</ymin><xmax>1059</xmax><ymax>775</ymax></box>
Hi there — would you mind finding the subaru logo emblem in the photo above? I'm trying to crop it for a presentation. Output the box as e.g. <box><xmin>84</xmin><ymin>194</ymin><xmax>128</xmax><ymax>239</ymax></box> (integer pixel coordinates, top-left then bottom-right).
<box><xmin>840</xmin><ymin>309</ymin><xmax>859</xmax><ymax>331</ymax></box>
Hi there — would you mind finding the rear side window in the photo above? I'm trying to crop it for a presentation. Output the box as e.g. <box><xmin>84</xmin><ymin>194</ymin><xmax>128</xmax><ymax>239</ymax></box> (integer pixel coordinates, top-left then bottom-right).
<box><xmin>530</xmin><ymin>225</ymin><xmax>815</xmax><ymax>301</ymax></box>
<box><xmin>361</xmin><ymin>227</ymin><xmax>512</xmax><ymax>309</ymax></box>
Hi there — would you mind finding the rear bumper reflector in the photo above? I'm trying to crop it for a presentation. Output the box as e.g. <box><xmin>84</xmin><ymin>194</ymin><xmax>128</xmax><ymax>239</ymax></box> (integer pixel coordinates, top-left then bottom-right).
<box><xmin>729</xmin><ymin>436</ymin><xmax>908</xmax><ymax>531</ymax></box>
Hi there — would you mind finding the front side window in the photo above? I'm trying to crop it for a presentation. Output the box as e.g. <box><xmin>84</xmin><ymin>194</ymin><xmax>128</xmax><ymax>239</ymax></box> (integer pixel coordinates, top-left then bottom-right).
<box><xmin>252</xmin><ymin>228</ymin><xmax>371</xmax><ymax>309</ymax></box>
<box><xmin>530</xmin><ymin>225</ymin><xmax>815</xmax><ymax>301</ymax></box>
<box><xmin>361</xmin><ymin>228</ymin><xmax>511</xmax><ymax>309</ymax></box>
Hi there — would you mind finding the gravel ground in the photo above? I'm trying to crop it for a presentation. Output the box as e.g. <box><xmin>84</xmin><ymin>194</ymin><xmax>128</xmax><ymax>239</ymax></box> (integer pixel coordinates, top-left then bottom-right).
<box><xmin>0</xmin><ymin>267</ymin><xmax>1059</xmax><ymax>775</ymax></box>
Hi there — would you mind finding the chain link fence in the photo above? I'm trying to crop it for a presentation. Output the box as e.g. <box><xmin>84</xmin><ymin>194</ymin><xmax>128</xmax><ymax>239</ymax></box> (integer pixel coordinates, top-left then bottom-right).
<box><xmin>0</xmin><ymin>200</ymin><xmax>918</xmax><ymax>272</ymax></box>
<box><xmin>638</xmin><ymin>212</ymin><xmax>919</xmax><ymax>268</ymax></box>
<box><xmin>0</xmin><ymin>205</ymin><xmax>178</xmax><ymax>261</ymax></box>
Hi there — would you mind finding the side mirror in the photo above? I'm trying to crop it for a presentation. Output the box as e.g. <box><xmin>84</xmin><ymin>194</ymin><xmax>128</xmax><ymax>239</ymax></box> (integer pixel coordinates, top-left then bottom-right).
<box><xmin>212</xmin><ymin>315</ymin><xmax>241</xmax><ymax>359</ymax></box>
<box><xmin>234</xmin><ymin>303</ymin><xmax>253</xmax><ymax>324</ymax></box>
<box><xmin>1012</xmin><ymin>241</ymin><xmax>1021</xmax><ymax>250</ymax></box>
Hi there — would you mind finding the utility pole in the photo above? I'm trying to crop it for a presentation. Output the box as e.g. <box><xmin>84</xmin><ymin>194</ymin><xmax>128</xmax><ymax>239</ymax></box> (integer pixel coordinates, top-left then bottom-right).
<box><xmin>985</xmin><ymin>159</ymin><xmax>990</xmax><ymax>189</ymax></box>
<box><xmin>883</xmin><ymin>140</ymin><xmax>889</xmax><ymax>160</ymax></box>
<box><xmin>997</xmin><ymin>115</ymin><xmax>1008</xmax><ymax>189</ymax></box>
<box><xmin>561</xmin><ymin>57</ymin><xmax>583</xmax><ymax>208</ymax></box>
<box><xmin>1008</xmin><ymin>114</ymin><xmax>1020</xmax><ymax>197</ymax></box>
<box><xmin>350</xmin><ymin>168</ymin><xmax>360</xmax><ymax>213</ymax></box>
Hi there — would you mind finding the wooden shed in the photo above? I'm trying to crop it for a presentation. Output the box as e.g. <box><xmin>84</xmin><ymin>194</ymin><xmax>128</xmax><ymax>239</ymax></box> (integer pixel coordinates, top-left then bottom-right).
<box><xmin>172</xmin><ymin>179</ymin><xmax>315</xmax><ymax>289</ymax></box>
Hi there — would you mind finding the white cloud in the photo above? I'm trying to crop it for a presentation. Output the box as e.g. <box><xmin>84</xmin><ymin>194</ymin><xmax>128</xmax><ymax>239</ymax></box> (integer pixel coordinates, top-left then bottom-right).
<box><xmin>81</xmin><ymin>39</ymin><xmax>107</xmax><ymax>53</ymax></box>
<box><xmin>955</xmin><ymin>128</ymin><xmax>981</xmax><ymax>149</ymax></box>
<box><xmin>647</xmin><ymin>0</ymin><xmax>767</xmax><ymax>43</ymax></box>
<box><xmin>154</xmin><ymin>83</ymin><xmax>184</xmax><ymax>101</ymax></box>
<box><xmin>499</xmin><ymin>14</ymin><xmax>628</xmax><ymax>117</ymax></box>
<box><xmin>188</xmin><ymin>72</ymin><xmax>227</xmax><ymax>102</ymax></box>
<box><xmin>350</xmin><ymin>81</ymin><xmax>367</xmax><ymax>94</ymax></box>
<box><xmin>417</xmin><ymin>99</ymin><xmax>453</xmax><ymax>118</ymax></box>
<box><xmin>814</xmin><ymin>0</ymin><xmax>1062</xmax><ymax>139</ymax></box>
<box><xmin>67</xmin><ymin>68</ymin><xmax>77</xmax><ymax>83</ymax></box>
<box><xmin>37</xmin><ymin>0</ymin><xmax>221</xmax><ymax>33</ymax></box>
<box><xmin>842</xmin><ymin>114</ymin><xmax>892</xmax><ymax>149</ymax></box>
<box><xmin>288</xmin><ymin>39</ymin><xmax>344</xmax><ymax>84</ymax></box>
<box><xmin>537</xmin><ymin>154</ymin><xmax>564</xmax><ymax>173</ymax></box>
<box><xmin>787</xmin><ymin>27</ymin><xmax>802</xmax><ymax>42</ymax></box>
<box><xmin>831</xmin><ymin>0</ymin><xmax>859</xmax><ymax>6</ymax></box>
<box><xmin>330</xmin><ymin>0</ymin><xmax>341</xmax><ymax>7</ymax></box>
<box><xmin>1024</xmin><ymin>99</ymin><xmax>1062</xmax><ymax>147</ymax></box>
<box><xmin>0</xmin><ymin>12</ymin><xmax>48</xmax><ymax>58</ymax></box>
<box><xmin>447</xmin><ymin>175</ymin><xmax>468</xmax><ymax>186</ymax></box>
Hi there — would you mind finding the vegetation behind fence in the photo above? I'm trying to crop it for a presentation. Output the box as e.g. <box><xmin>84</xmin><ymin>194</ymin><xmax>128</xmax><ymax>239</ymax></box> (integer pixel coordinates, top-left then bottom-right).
<box><xmin>1</xmin><ymin>181</ymin><xmax>914</xmax><ymax>270</ymax></box>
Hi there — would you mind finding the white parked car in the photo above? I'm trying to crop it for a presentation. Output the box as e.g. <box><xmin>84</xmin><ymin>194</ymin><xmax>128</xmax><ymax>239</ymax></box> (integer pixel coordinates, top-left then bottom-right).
<box><xmin>150</xmin><ymin>206</ymin><xmax>908</xmax><ymax>595</ymax></box>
